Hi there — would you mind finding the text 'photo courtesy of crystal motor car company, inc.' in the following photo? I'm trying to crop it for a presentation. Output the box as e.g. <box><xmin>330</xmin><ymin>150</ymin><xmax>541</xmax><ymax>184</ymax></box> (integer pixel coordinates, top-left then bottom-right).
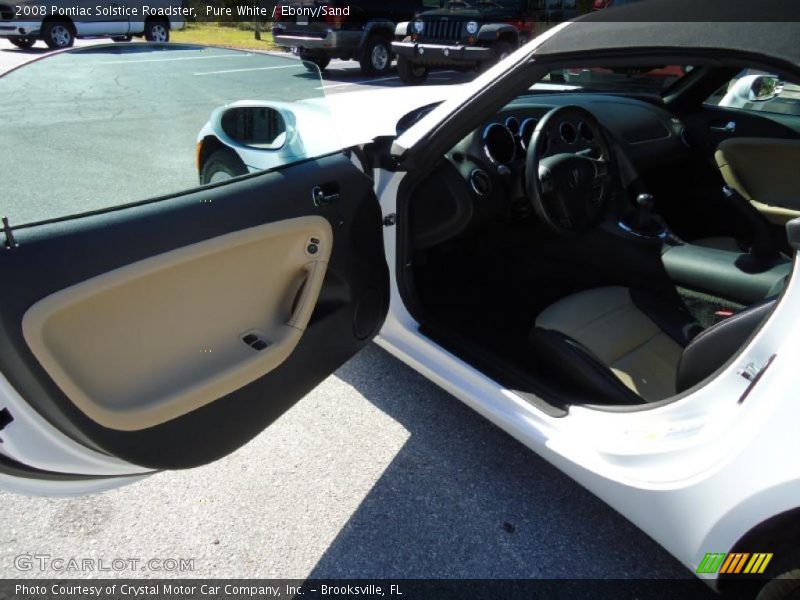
<box><xmin>2</xmin><ymin>0</ymin><xmax>800</xmax><ymax>598</ymax></box>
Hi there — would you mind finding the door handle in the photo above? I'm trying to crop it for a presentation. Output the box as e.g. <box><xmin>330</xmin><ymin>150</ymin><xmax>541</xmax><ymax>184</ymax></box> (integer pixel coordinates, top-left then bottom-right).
<box><xmin>312</xmin><ymin>185</ymin><xmax>340</xmax><ymax>207</ymax></box>
<box><xmin>710</xmin><ymin>121</ymin><xmax>736</xmax><ymax>134</ymax></box>
<box><xmin>287</xmin><ymin>261</ymin><xmax>325</xmax><ymax>331</ymax></box>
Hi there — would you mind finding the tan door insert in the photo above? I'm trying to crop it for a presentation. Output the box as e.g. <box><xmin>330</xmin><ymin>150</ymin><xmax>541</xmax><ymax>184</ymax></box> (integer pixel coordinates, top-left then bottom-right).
<box><xmin>715</xmin><ymin>137</ymin><xmax>800</xmax><ymax>225</ymax></box>
<box><xmin>23</xmin><ymin>216</ymin><xmax>332</xmax><ymax>431</ymax></box>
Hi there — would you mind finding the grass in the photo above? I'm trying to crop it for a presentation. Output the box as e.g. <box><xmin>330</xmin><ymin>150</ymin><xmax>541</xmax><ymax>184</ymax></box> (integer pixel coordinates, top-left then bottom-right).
<box><xmin>171</xmin><ymin>23</ymin><xmax>277</xmax><ymax>51</ymax></box>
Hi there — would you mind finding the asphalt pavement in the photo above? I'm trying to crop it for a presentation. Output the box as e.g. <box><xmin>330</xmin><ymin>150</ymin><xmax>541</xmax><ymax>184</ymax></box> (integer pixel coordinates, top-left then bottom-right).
<box><xmin>1</xmin><ymin>345</ymin><xmax>706</xmax><ymax>584</ymax></box>
<box><xmin>0</xmin><ymin>37</ymin><xmax>707</xmax><ymax>588</ymax></box>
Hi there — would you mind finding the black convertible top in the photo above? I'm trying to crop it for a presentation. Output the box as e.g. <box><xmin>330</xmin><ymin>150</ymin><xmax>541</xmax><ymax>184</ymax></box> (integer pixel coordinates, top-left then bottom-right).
<box><xmin>536</xmin><ymin>0</ymin><xmax>800</xmax><ymax>67</ymax></box>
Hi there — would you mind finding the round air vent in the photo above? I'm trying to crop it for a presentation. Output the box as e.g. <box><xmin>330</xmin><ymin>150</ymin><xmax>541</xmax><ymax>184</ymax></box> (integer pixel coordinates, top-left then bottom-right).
<box><xmin>470</xmin><ymin>169</ymin><xmax>492</xmax><ymax>197</ymax></box>
<box><xmin>482</xmin><ymin>123</ymin><xmax>516</xmax><ymax>165</ymax></box>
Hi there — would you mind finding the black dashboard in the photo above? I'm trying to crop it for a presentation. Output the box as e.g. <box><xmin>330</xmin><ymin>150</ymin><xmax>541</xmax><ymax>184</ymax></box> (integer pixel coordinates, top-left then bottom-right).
<box><xmin>410</xmin><ymin>93</ymin><xmax>692</xmax><ymax>249</ymax></box>
<box><xmin>458</xmin><ymin>93</ymin><xmax>689</xmax><ymax>184</ymax></box>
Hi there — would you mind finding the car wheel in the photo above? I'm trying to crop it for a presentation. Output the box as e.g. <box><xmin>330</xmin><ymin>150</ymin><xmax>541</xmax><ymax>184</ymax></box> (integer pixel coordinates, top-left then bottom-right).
<box><xmin>42</xmin><ymin>21</ymin><xmax>74</xmax><ymax>49</ymax></box>
<box><xmin>112</xmin><ymin>35</ymin><xmax>133</xmax><ymax>42</ymax></box>
<box><xmin>200</xmin><ymin>149</ymin><xmax>248</xmax><ymax>185</ymax></box>
<box><xmin>360</xmin><ymin>35</ymin><xmax>392</xmax><ymax>75</ymax></box>
<box><xmin>9</xmin><ymin>36</ymin><xmax>35</xmax><ymax>49</ymax></box>
<box><xmin>300</xmin><ymin>54</ymin><xmax>331</xmax><ymax>73</ymax></box>
<box><xmin>144</xmin><ymin>20</ymin><xmax>169</xmax><ymax>43</ymax></box>
<box><xmin>756</xmin><ymin>570</ymin><xmax>800</xmax><ymax>600</ymax></box>
<box><xmin>397</xmin><ymin>56</ymin><xmax>428</xmax><ymax>85</ymax></box>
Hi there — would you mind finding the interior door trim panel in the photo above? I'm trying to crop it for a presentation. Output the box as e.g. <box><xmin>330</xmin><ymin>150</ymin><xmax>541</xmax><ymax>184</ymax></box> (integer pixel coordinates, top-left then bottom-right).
<box><xmin>0</xmin><ymin>154</ymin><xmax>389</xmax><ymax>469</ymax></box>
<box><xmin>716</xmin><ymin>137</ymin><xmax>800</xmax><ymax>224</ymax></box>
<box><xmin>23</xmin><ymin>217</ymin><xmax>332</xmax><ymax>432</ymax></box>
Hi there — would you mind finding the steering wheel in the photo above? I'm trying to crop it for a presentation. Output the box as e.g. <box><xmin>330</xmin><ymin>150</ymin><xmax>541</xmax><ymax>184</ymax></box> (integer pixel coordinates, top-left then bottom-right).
<box><xmin>525</xmin><ymin>105</ymin><xmax>615</xmax><ymax>234</ymax></box>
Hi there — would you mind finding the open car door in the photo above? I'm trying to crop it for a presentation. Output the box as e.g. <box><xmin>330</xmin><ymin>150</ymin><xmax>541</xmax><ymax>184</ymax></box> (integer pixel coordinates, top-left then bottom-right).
<box><xmin>0</xmin><ymin>44</ymin><xmax>388</xmax><ymax>494</ymax></box>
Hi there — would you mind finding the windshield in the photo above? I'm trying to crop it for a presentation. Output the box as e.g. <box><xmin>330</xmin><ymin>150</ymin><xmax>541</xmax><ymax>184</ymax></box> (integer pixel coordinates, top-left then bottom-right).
<box><xmin>544</xmin><ymin>65</ymin><xmax>692</xmax><ymax>95</ymax></box>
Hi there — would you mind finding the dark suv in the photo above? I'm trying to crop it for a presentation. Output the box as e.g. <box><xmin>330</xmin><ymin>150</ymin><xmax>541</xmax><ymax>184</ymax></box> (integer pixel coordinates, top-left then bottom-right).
<box><xmin>392</xmin><ymin>0</ymin><xmax>581</xmax><ymax>84</ymax></box>
<box><xmin>272</xmin><ymin>0</ymin><xmax>423</xmax><ymax>75</ymax></box>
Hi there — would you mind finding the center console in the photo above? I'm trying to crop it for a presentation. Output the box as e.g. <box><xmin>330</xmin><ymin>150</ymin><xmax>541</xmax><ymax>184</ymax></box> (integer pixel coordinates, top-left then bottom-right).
<box><xmin>614</xmin><ymin>193</ymin><xmax>792</xmax><ymax>305</ymax></box>
<box><xmin>661</xmin><ymin>243</ymin><xmax>791</xmax><ymax>304</ymax></box>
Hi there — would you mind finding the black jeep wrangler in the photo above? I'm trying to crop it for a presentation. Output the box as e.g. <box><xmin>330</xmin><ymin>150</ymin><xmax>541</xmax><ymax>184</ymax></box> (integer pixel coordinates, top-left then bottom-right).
<box><xmin>273</xmin><ymin>0</ymin><xmax>424</xmax><ymax>75</ymax></box>
<box><xmin>392</xmin><ymin>0</ymin><xmax>581</xmax><ymax>84</ymax></box>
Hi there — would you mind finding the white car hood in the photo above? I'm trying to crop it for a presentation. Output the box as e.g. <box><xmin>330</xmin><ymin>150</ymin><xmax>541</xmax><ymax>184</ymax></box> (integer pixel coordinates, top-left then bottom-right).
<box><xmin>310</xmin><ymin>81</ymin><xmax>579</xmax><ymax>150</ymax></box>
<box><xmin>303</xmin><ymin>85</ymin><xmax>456</xmax><ymax>148</ymax></box>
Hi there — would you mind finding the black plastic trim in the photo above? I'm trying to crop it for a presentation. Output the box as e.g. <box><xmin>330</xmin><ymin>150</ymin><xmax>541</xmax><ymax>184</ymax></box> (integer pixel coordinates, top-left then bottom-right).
<box><xmin>0</xmin><ymin>153</ymin><xmax>389</xmax><ymax>469</ymax></box>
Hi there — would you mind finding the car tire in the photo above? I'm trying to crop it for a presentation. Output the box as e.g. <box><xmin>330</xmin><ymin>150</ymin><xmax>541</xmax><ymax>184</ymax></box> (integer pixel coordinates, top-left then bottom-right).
<box><xmin>200</xmin><ymin>149</ymin><xmax>248</xmax><ymax>185</ymax></box>
<box><xmin>112</xmin><ymin>35</ymin><xmax>133</xmax><ymax>42</ymax></box>
<box><xmin>359</xmin><ymin>35</ymin><xmax>392</xmax><ymax>75</ymax></box>
<box><xmin>397</xmin><ymin>56</ymin><xmax>428</xmax><ymax>85</ymax></box>
<box><xmin>756</xmin><ymin>570</ymin><xmax>800</xmax><ymax>600</ymax></box>
<box><xmin>42</xmin><ymin>20</ymin><xmax>74</xmax><ymax>49</ymax></box>
<box><xmin>144</xmin><ymin>19</ymin><xmax>169</xmax><ymax>43</ymax></box>
<box><xmin>300</xmin><ymin>55</ymin><xmax>331</xmax><ymax>73</ymax></box>
<box><xmin>9</xmin><ymin>36</ymin><xmax>35</xmax><ymax>49</ymax></box>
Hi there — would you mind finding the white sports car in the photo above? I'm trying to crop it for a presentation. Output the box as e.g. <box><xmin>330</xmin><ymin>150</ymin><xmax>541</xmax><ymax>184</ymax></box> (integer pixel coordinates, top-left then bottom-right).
<box><xmin>1</xmin><ymin>0</ymin><xmax>800</xmax><ymax>597</ymax></box>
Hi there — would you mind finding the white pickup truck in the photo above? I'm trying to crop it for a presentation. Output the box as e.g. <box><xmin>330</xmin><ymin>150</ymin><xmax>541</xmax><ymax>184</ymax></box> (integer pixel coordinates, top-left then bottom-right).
<box><xmin>0</xmin><ymin>0</ymin><xmax>186</xmax><ymax>49</ymax></box>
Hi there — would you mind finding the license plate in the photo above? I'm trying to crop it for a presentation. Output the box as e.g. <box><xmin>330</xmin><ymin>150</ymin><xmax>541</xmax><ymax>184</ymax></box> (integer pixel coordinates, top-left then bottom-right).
<box><xmin>297</xmin><ymin>16</ymin><xmax>308</xmax><ymax>25</ymax></box>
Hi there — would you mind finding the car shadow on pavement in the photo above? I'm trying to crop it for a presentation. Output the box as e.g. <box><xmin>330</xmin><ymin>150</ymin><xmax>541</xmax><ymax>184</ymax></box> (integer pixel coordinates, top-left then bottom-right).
<box><xmin>0</xmin><ymin>47</ymin><xmax>49</xmax><ymax>55</ymax></box>
<box><xmin>288</xmin><ymin>60</ymin><xmax>474</xmax><ymax>89</ymax></box>
<box><xmin>306</xmin><ymin>344</ymin><xmax>714</xmax><ymax>593</ymax></box>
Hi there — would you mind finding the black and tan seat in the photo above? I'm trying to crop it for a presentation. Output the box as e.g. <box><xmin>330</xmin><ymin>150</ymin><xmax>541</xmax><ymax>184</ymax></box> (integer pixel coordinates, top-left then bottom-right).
<box><xmin>529</xmin><ymin>286</ymin><xmax>775</xmax><ymax>405</ymax></box>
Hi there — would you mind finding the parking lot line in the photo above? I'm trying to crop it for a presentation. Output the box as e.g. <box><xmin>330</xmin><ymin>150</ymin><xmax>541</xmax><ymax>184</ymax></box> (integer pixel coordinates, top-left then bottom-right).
<box><xmin>194</xmin><ymin>64</ymin><xmax>301</xmax><ymax>76</ymax></box>
<box><xmin>316</xmin><ymin>75</ymin><xmax>400</xmax><ymax>90</ymax></box>
<box><xmin>316</xmin><ymin>69</ymin><xmax>460</xmax><ymax>90</ymax></box>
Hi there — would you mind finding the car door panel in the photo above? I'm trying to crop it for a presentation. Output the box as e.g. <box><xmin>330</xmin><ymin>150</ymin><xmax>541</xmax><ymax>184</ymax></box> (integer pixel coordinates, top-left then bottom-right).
<box><xmin>683</xmin><ymin>105</ymin><xmax>800</xmax><ymax>159</ymax></box>
<box><xmin>715</xmin><ymin>137</ymin><xmax>800</xmax><ymax>224</ymax></box>
<box><xmin>668</xmin><ymin>106</ymin><xmax>800</xmax><ymax>244</ymax></box>
<box><xmin>22</xmin><ymin>216</ymin><xmax>333</xmax><ymax>432</ymax></box>
<box><xmin>0</xmin><ymin>153</ymin><xmax>388</xmax><ymax>469</ymax></box>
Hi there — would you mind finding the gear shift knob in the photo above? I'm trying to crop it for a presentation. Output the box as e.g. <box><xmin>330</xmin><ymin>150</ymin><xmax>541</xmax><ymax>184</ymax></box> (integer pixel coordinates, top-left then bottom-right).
<box><xmin>636</xmin><ymin>193</ymin><xmax>655</xmax><ymax>210</ymax></box>
<box><xmin>630</xmin><ymin>193</ymin><xmax>661</xmax><ymax>234</ymax></box>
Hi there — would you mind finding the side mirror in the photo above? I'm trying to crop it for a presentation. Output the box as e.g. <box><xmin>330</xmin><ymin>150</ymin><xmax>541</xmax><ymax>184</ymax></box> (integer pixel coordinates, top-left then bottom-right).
<box><xmin>747</xmin><ymin>75</ymin><xmax>784</xmax><ymax>102</ymax></box>
<box><xmin>719</xmin><ymin>74</ymin><xmax>784</xmax><ymax>108</ymax></box>
<box><xmin>220</xmin><ymin>106</ymin><xmax>288</xmax><ymax>150</ymax></box>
